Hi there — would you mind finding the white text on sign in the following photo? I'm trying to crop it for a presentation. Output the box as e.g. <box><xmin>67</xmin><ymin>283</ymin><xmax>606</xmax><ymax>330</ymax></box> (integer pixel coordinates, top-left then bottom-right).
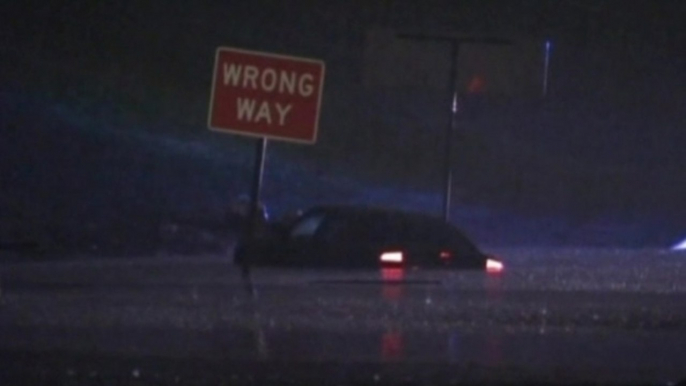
<box><xmin>209</xmin><ymin>47</ymin><xmax>324</xmax><ymax>144</ymax></box>
<box><xmin>223</xmin><ymin>63</ymin><xmax>315</xmax><ymax>126</ymax></box>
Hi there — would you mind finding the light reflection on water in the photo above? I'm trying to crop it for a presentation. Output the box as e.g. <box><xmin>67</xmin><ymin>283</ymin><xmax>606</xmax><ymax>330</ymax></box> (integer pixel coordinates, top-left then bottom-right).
<box><xmin>239</xmin><ymin>268</ymin><xmax>509</xmax><ymax>365</ymax></box>
<box><xmin>225</xmin><ymin>260</ymin><xmax>684</xmax><ymax>383</ymax></box>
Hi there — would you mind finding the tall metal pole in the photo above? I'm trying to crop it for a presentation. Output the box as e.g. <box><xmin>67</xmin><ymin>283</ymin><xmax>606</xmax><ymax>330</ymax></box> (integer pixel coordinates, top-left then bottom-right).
<box><xmin>397</xmin><ymin>34</ymin><xmax>511</xmax><ymax>223</ymax></box>
<box><xmin>248</xmin><ymin>137</ymin><xmax>268</xmax><ymax>239</ymax></box>
<box><xmin>241</xmin><ymin>137</ymin><xmax>267</xmax><ymax>295</ymax></box>
<box><xmin>443</xmin><ymin>43</ymin><xmax>459</xmax><ymax>222</ymax></box>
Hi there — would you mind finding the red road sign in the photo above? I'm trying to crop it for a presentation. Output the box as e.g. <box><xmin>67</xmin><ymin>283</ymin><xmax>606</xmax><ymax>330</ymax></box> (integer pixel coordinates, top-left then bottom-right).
<box><xmin>208</xmin><ymin>47</ymin><xmax>325</xmax><ymax>144</ymax></box>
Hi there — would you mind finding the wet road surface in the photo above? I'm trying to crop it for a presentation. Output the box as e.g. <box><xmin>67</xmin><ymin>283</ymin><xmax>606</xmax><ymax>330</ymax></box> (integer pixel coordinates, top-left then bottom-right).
<box><xmin>1</xmin><ymin>248</ymin><xmax>685</xmax><ymax>385</ymax></box>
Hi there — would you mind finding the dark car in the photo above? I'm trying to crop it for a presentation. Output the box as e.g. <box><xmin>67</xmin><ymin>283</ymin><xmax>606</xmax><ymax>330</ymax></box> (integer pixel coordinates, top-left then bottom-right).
<box><xmin>234</xmin><ymin>205</ymin><xmax>504</xmax><ymax>272</ymax></box>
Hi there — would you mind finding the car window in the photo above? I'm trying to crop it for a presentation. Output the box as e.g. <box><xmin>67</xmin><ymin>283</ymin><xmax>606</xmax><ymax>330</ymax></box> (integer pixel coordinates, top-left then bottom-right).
<box><xmin>404</xmin><ymin>219</ymin><xmax>447</xmax><ymax>244</ymax></box>
<box><xmin>381</xmin><ymin>216</ymin><xmax>416</xmax><ymax>244</ymax></box>
<box><xmin>363</xmin><ymin>215</ymin><xmax>399</xmax><ymax>244</ymax></box>
<box><xmin>289</xmin><ymin>213</ymin><xmax>325</xmax><ymax>238</ymax></box>
<box><xmin>317</xmin><ymin>215</ymin><xmax>352</xmax><ymax>243</ymax></box>
<box><xmin>317</xmin><ymin>213</ymin><xmax>399</xmax><ymax>245</ymax></box>
<box><xmin>391</xmin><ymin>217</ymin><xmax>480</xmax><ymax>254</ymax></box>
<box><xmin>446</xmin><ymin>226</ymin><xmax>480</xmax><ymax>255</ymax></box>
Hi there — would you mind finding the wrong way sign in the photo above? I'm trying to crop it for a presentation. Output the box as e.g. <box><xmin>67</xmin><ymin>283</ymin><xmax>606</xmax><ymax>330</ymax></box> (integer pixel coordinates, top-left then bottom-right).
<box><xmin>208</xmin><ymin>47</ymin><xmax>325</xmax><ymax>144</ymax></box>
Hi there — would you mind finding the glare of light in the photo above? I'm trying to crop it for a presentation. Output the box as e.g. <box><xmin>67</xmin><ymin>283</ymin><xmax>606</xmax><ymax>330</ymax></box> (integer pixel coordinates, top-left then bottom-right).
<box><xmin>381</xmin><ymin>267</ymin><xmax>404</xmax><ymax>300</ymax></box>
<box><xmin>381</xmin><ymin>330</ymin><xmax>403</xmax><ymax>361</ymax></box>
<box><xmin>486</xmin><ymin>258</ymin><xmax>504</xmax><ymax>274</ymax></box>
<box><xmin>439</xmin><ymin>250</ymin><xmax>452</xmax><ymax>259</ymax></box>
<box><xmin>672</xmin><ymin>238</ymin><xmax>686</xmax><ymax>251</ymax></box>
<box><xmin>542</xmin><ymin>39</ymin><xmax>552</xmax><ymax>97</ymax></box>
<box><xmin>381</xmin><ymin>267</ymin><xmax>404</xmax><ymax>281</ymax></box>
<box><xmin>380</xmin><ymin>251</ymin><xmax>403</xmax><ymax>263</ymax></box>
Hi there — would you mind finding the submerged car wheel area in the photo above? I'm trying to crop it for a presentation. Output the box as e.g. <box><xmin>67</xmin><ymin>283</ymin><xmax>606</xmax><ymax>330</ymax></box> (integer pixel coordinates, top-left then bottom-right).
<box><xmin>234</xmin><ymin>206</ymin><xmax>504</xmax><ymax>273</ymax></box>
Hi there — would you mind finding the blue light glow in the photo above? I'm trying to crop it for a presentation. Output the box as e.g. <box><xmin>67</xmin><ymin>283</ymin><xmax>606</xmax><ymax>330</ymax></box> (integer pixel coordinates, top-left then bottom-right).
<box><xmin>672</xmin><ymin>238</ymin><xmax>686</xmax><ymax>251</ymax></box>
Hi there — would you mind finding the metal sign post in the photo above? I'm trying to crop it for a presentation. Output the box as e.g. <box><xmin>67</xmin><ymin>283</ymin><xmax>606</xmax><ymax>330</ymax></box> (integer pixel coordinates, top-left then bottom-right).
<box><xmin>240</xmin><ymin>137</ymin><xmax>267</xmax><ymax>295</ymax></box>
<box><xmin>247</xmin><ymin>137</ymin><xmax>267</xmax><ymax>242</ymax></box>
<box><xmin>208</xmin><ymin>47</ymin><xmax>325</xmax><ymax>292</ymax></box>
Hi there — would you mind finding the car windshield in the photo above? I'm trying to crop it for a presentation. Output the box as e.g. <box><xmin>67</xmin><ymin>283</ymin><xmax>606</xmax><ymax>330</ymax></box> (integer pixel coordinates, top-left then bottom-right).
<box><xmin>2</xmin><ymin>1</ymin><xmax>685</xmax><ymax>385</ymax></box>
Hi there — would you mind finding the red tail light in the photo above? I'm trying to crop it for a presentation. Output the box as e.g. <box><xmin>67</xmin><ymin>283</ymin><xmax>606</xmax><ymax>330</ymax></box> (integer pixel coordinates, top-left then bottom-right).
<box><xmin>380</xmin><ymin>251</ymin><xmax>403</xmax><ymax>264</ymax></box>
<box><xmin>486</xmin><ymin>258</ymin><xmax>504</xmax><ymax>274</ymax></box>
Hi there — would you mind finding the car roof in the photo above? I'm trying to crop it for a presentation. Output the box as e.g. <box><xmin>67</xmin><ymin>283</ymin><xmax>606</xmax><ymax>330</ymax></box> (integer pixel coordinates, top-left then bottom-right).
<box><xmin>292</xmin><ymin>205</ymin><xmax>483</xmax><ymax>256</ymax></box>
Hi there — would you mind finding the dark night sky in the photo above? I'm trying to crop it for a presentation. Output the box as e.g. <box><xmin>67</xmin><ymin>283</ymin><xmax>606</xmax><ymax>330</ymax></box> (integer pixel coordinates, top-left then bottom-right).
<box><xmin>3</xmin><ymin>1</ymin><xmax>684</xmax><ymax>102</ymax></box>
<box><xmin>2</xmin><ymin>0</ymin><xmax>685</xmax><ymax>171</ymax></box>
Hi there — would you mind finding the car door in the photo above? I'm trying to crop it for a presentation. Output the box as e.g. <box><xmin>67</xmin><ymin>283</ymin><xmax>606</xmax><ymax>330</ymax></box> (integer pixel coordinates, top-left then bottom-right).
<box><xmin>313</xmin><ymin>214</ymin><xmax>378</xmax><ymax>267</ymax></box>
<box><xmin>397</xmin><ymin>218</ymin><xmax>449</xmax><ymax>266</ymax></box>
<box><xmin>281</xmin><ymin>211</ymin><xmax>328</xmax><ymax>266</ymax></box>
